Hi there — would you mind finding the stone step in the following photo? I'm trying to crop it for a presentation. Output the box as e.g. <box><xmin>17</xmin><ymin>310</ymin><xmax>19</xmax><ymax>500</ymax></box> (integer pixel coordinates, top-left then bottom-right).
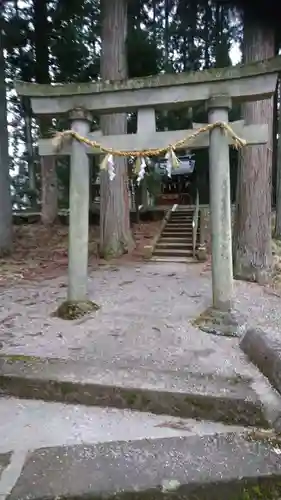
<box><xmin>171</xmin><ymin>211</ymin><xmax>194</xmax><ymax>215</ymax></box>
<box><xmin>156</xmin><ymin>242</ymin><xmax>193</xmax><ymax>250</ymax></box>
<box><xmin>170</xmin><ymin>214</ymin><xmax>193</xmax><ymax>220</ymax></box>
<box><xmin>161</xmin><ymin>230</ymin><xmax>194</xmax><ymax>237</ymax></box>
<box><xmin>164</xmin><ymin>225</ymin><xmax>193</xmax><ymax>231</ymax></box>
<box><xmin>153</xmin><ymin>248</ymin><xmax>194</xmax><ymax>257</ymax></box>
<box><xmin>169</xmin><ymin>220</ymin><xmax>193</xmax><ymax>225</ymax></box>
<box><xmin>170</xmin><ymin>215</ymin><xmax>194</xmax><ymax>220</ymax></box>
<box><xmin>169</xmin><ymin>221</ymin><xmax>193</xmax><ymax>225</ymax></box>
<box><xmin>159</xmin><ymin>237</ymin><xmax>193</xmax><ymax>243</ymax></box>
<box><xmin>172</xmin><ymin>210</ymin><xmax>194</xmax><ymax>215</ymax></box>
<box><xmin>161</xmin><ymin>236</ymin><xmax>197</xmax><ymax>242</ymax></box>
<box><xmin>168</xmin><ymin>222</ymin><xmax>193</xmax><ymax>226</ymax></box>
<box><xmin>150</xmin><ymin>256</ymin><xmax>197</xmax><ymax>263</ymax></box>
<box><xmin>161</xmin><ymin>226</ymin><xmax>195</xmax><ymax>234</ymax></box>
<box><xmin>0</xmin><ymin>356</ymin><xmax>275</xmax><ymax>428</ymax></box>
<box><xmin>161</xmin><ymin>231</ymin><xmax>199</xmax><ymax>240</ymax></box>
<box><xmin>7</xmin><ymin>425</ymin><xmax>281</xmax><ymax>500</ymax></box>
<box><xmin>164</xmin><ymin>225</ymin><xmax>196</xmax><ymax>230</ymax></box>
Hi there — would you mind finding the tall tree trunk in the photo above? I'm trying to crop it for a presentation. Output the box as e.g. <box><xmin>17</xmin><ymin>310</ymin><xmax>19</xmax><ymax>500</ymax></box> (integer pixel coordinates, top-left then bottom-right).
<box><xmin>163</xmin><ymin>0</ymin><xmax>170</xmax><ymax>130</ymax></box>
<box><xmin>33</xmin><ymin>0</ymin><xmax>58</xmax><ymax>225</ymax></box>
<box><xmin>275</xmin><ymin>79</ymin><xmax>281</xmax><ymax>238</ymax></box>
<box><xmin>203</xmin><ymin>2</ymin><xmax>212</xmax><ymax>69</ymax></box>
<box><xmin>272</xmin><ymin>77</ymin><xmax>278</xmax><ymax>208</ymax></box>
<box><xmin>22</xmin><ymin>97</ymin><xmax>37</xmax><ymax>207</ymax></box>
<box><xmin>0</xmin><ymin>24</ymin><xmax>12</xmax><ymax>255</ymax></box>
<box><xmin>233</xmin><ymin>16</ymin><xmax>275</xmax><ymax>283</ymax></box>
<box><xmin>99</xmin><ymin>0</ymin><xmax>134</xmax><ymax>258</ymax></box>
<box><xmin>14</xmin><ymin>0</ymin><xmax>36</xmax><ymax>207</ymax></box>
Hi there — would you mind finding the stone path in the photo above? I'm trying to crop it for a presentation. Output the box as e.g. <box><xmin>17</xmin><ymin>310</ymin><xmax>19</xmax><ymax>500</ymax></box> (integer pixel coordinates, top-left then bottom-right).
<box><xmin>1</xmin><ymin>397</ymin><xmax>281</xmax><ymax>500</ymax></box>
<box><xmin>1</xmin><ymin>261</ymin><xmax>281</xmax><ymax>498</ymax></box>
<box><xmin>0</xmin><ymin>397</ymin><xmax>249</xmax><ymax>498</ymax></box>
<box><xmin>0</xmin><ymin>261</ymin><xmax>280</xmax><ymax>365</ymax></box>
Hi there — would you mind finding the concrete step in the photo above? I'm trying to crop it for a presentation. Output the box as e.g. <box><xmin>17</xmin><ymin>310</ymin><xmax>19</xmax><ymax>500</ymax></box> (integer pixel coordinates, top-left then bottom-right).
<box><xmin>153</xmin><ymin>248</ymin><xmax>196</xmax><ymax>257</ymax></box>
<box><xmin>150</xmin><ymin>256</ymin><xmax>197</xmax><ymax>263</ymax></box>
<box><xmin>169</xmin><ymin>220</ymin><xmax>193</xmax><ymax>224</ymax></box>
<box><xmin>6</xmin><ymin>422</ymin><xmax>281</xmax><ymax>500</ymax></box>
<box><xmin>163</xmin><ymin>229</ymin><xmax>193</xmax><ymax>235</ymax></box>
<box><xmin>0</xmin><ymin>356</ymin><xmax>275</xmax><ymax>429</ymax></box>
<box><xmin>159</xmin><ymin>237</ymin><xmax>193</xmax><ymax>243</ymax></box>
<box><xmin>3</xmin><ymin>397</ymin><xmax>281</xmax><ymax>500</ymax></box>
<box><xmin>164</xmin><ymin>225</ymin><xmax>195</xmax><ymax>229</ymax></box>
<box><xmin>162</xmin><ymin>228</ymin><xmax>196</xmax><ymax>233</ymax></box>
<box><xmin>168</xmin><ymin>220</ymin><xmax>193</xmax><ymax>223</ymax></box>
<box><xmin>172</xmin><ymin>211</ymin><xmax>194</xmax><ymax>215</ymax></box>
<box><xmin>161</xmin><ymin>235</ymin><xmax>197</xmax><ymax>242</ymax></box>
<box><xmin>156</xmin><ymin>242</ymin><xmax>193</xmax><ymax>250</ymax></box>
<box><xmin>164</xmin><ymin>225</ymin><xmax>193</xmax><ymax>231</ymax></box>
<box><xmin>169</xmin><ymin>213</ymin><xmax>193</xmax><ymax>216</ymax></box>
<box><xmin>161</xmin><ymin>231</ymin><xmax>199</xmax><ymax>239</ymax></box>
<box><xmin>170</xmin><ymin>213</ymin><xmax>193</xmax><ymax>220</ymax></box>
<box><xmin>168</xmin><ymin>222</ymin><xmax>193</xmax><ymax>227</ymax></box>
<box><xmin>169</xmin><ymin>220</ymin><xmax>193</xmax><ymax>225</ymax></box>
<box><xmin>168</xmin><ymin>217</ymin><xmax>197</xmax><ymax>222</ymax></box>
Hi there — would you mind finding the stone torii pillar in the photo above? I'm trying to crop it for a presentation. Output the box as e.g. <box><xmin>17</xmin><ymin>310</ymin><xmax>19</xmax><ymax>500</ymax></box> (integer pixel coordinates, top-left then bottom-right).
<box><xmin>68</xmin><ymin>108</ymin><xmax>92</xmax><ymax>302</ymax></box>
<box><xmin>207</xmin><ymin>96</ymin><xmax>233</xmax><ymax>311</ymax></box>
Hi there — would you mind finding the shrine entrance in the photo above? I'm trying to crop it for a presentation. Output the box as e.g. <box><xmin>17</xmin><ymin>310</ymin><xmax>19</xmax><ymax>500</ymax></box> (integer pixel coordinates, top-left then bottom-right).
<box><xmin>15</xmin><ymin>55</ymin><xmax>281</xmax><ymax>312</ymax></box>
<box><xmin>155</xmin><ymin>154</ymin><xmax>196</xmax><ymax>206</ymax></box>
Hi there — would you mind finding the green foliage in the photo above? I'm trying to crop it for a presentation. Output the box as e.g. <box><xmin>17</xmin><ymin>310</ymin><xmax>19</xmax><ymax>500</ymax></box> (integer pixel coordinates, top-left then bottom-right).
<box><xmin>127</xmin><ymin>27</ymin><xmax>160</xmax><ymax>78</ymax></box>
<box><xmin>3</xmin><ymin>0</ymin><xmax>243</xmax><ymax>208</ymax></box>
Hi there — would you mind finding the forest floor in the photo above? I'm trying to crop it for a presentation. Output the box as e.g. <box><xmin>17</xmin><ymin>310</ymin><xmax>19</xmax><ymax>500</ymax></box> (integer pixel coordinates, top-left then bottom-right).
<box><xmin>0</xmin><ymin>220</ymin><xmax>161</xmax><ymax>288</ymax></box>
<box><xmin>1</xmin><ymin>221</ymin><xmax>281</xmax><ymax>297</ymax></box>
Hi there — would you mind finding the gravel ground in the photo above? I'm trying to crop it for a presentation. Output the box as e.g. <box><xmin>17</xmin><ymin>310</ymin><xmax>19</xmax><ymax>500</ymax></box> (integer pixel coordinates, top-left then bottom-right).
<box><xmin>0</xmin><ymin>261</ymin><xmax>280</xmax><ymax>381</ymax></box>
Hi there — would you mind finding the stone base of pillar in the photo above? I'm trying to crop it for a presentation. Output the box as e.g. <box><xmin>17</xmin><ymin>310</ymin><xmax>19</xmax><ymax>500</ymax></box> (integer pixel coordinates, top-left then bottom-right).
<box><xmin>53</xmin><ymin>299</ymin><xmax>100</xmax><ymax>321</ymax></box>
<box><xmin>192</xmin><ymin>306</ymin><xmax>247</xmax><ymax>338</ymax></box>
<box><xmin>196</xmin><ymin>244</ymin><xmax>208</xmax><ymax>262</ymax></box>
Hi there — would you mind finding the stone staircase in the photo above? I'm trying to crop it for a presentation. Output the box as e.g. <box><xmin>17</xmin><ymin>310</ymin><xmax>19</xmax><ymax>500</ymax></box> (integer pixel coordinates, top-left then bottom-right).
<box><xmin>152</xmin><ymin>206</ymin><xmax>200</xmax><ymax>262</ymax></box>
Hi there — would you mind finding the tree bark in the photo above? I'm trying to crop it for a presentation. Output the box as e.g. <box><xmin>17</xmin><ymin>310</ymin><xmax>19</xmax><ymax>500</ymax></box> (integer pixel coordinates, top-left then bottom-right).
<box><xmin>274</xmin><ymin>78</ymin><xmax>281</xmax><ymax>239</ymax></box>
<box><xmin>0</xmin><ymin>24</ymin><xmax>12</xmax><ymax>256</ymax></box>
<box><xmin>33</xmin><ymin>0</ymin><xmax>58</xmax><ymax>225</ymax></box>
<box><xmin>99</xmin><ymin>0</ymin><xmax>134</xmax><ymax>258</ymax></box>
<box><xmin>233</xmin><ymin>16</ymin><xmax>275</xmax><ymax>283</ymax></box>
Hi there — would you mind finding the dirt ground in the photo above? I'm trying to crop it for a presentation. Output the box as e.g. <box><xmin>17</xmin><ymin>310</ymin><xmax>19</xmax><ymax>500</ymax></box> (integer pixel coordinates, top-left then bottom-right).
<box><xmin>0</xmin><ymin>221</ymin><xmax>161</xmax><ymax>287</ymax></box>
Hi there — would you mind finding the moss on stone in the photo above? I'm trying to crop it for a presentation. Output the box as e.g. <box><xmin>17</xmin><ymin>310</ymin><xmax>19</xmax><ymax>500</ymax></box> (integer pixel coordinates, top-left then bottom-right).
<box><xmin>192</xmin><ymin>307</ymin><xmax>221</xmax><ymax>327</ymax></box>
<box><xmin>240</xmin><ymin>482</ymin><xmax>281</xmax><ymax>500</ymax></box>
<box><xmin>245</xmin><ymin>429</ymin><xmax>281</xmax><ymax>448</ymax></box>
<box><xmin>15</xmin><ymin>55</ymin><xmax>281</xmax><ymax>98</ymax></box>
<box><xmin>125</xmin><ymin>391</ymin><xmax>138</xmax><ymax>406</ymax></box>
<box><xmin>192</xmin><ymin>306</ymin><xmax>243</xmax><ymax>338</ymax></box>
<box><xmin>0</xmin><ymin>354</ymin><xmax>41</xmax><ymax>363</ymax></box>
<box><xmin>52</xmin><ymin>300</ymin><xmax>100</xmax><ymax>320</ymax></box>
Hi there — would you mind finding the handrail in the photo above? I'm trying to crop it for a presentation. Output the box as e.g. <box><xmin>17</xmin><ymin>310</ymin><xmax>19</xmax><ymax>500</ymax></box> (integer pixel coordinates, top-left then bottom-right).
<box><xmin>192</xmin><ymin>188</ymin><xmax>200</xmax><ymax>258</ymax></box>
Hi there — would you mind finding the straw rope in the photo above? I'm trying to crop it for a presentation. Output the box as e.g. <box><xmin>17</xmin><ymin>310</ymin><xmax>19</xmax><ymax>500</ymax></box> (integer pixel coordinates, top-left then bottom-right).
<box><xmin>52</xmin><ymin>121</ymin><xmax>247</xmax><ymax>157</ymax></box>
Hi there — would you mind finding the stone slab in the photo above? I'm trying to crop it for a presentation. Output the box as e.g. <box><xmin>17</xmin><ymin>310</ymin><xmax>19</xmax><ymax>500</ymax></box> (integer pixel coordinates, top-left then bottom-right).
<box><xmin>240</xmin><ymin>328</ymin><xmax>281</xmax><ymax>397</ymax></box>
<box><xmin>8</xmin><ymin>434</ymin><xmax>281</xmax><ymax>500</ymax></box>
<box><xmin>0</xmin><ymin>397</ymin><xmax>250</xmax><ymax>456</ymax></box>
<box><xmin>0</xmin><ymin>397</ymin><xmax>252</xmax><ymax>498</ymax></box>
<box><xmin>0</xmin><ymin>356</ymin><xmax>269</xmax><ymax>427</ymax></box>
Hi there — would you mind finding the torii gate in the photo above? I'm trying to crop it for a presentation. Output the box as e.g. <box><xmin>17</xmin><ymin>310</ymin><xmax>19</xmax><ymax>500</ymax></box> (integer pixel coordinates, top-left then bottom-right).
<box><xmin>15</xmin><ymin>56</ymin><xmax>281</xmax><ymax>314</ymax></box>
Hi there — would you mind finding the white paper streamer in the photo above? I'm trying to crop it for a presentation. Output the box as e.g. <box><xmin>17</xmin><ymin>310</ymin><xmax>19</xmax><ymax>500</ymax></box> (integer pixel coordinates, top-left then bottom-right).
<box><xmin>137</xmin><ymin>157</ymin><xmax>147</xmax><ymax>185</ymax></box>
<box><xmin>107</xmin><ymin>154</ymin><xmax>115</xmax><ymax>181</ymax></box>
<box><xmin>165</xmin><ymin>150</ymin><xmax>172</xmax><ymax>178</ymax></box>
